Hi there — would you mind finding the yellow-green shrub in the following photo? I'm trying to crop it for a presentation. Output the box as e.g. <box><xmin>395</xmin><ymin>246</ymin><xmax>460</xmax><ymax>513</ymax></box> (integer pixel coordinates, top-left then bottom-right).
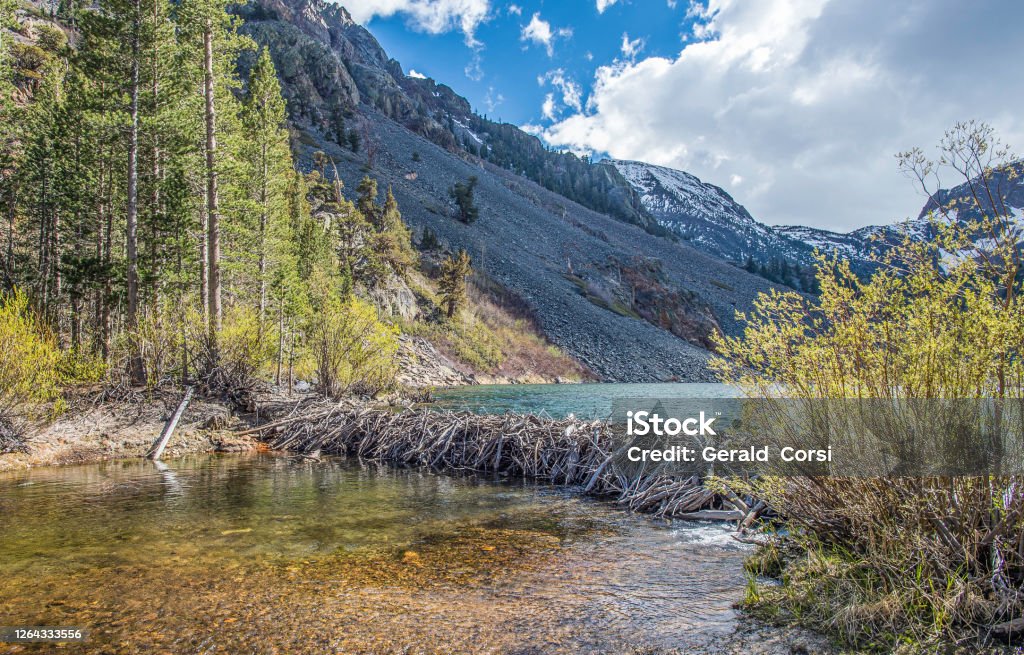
<box><xmin>0</xmin><ymin>290</ymin><xmax>63</xmax><ymax>438</ymax></box>
<box><xmin>57</xmin><ymin>348</ymin><xmax>107</xmax><ymax>385</ymax></box>
<box><xmin>308</xmin><ymin>295</ymin><xmax>398</xmax><ymax>397</ymax></box>
<box><xmin>117</xmin><ymin>307</ymin><xmax>190</xmax><ymax>388</ymax></box>
<box><xmin>444</xmin><ymin>317</ymin><xmax>503</xmax><ymax>371</ymax></box>
<box><xmin>713</xmin><ymin>200</ymin><xmax>1024</xmax><ymax>646</ymax></box>
<box><xmin>117</xmin><ymin>303</ymin><xmax>274</xmax><ymax>394</ymax></box>
<box><xmin>218</xmin><ymin>305</ymin><xmax>274</xmax><ymax>382</ymax></box>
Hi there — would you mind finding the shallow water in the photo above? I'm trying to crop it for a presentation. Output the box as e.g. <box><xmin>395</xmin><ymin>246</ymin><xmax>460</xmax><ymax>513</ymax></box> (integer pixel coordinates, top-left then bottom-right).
<box><xmin>0</xmin><ymin>453</ymin><xmax>754</xmax><ymax>654</ymax></box>
<box><xmin>430</xmin><ymin>382</ymin><xmax>740</xmax><ymax>419</ymax></box>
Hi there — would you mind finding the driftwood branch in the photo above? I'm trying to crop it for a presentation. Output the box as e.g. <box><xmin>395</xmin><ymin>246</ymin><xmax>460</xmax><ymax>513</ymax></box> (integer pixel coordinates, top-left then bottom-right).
<box><xmin>146</xmin><ymin>386</ymin><xmax>194</xmax><ymax>461</ymax></box>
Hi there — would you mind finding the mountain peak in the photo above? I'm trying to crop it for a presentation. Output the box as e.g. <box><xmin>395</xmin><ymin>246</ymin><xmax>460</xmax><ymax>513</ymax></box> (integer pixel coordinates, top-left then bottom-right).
<box><xmin>607</xmin><ymin>158</ymin><xmax>815</xmax><ymax>267</ymax></box>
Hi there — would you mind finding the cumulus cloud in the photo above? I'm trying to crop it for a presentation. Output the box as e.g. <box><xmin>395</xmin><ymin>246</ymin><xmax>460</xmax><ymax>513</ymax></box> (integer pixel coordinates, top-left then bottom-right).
<box><xmin>533</xmin><ymin>0</ymin><xmax>1024</xmax><ymax>231</ymax></box>
<box><xmin>596</xmin><ymin>0</ymin><xmax>618</xmax><ymax>13</ymax></box>
<box><xmin>407</xmin><ymin>69</ymin><xmax>427</xmax><ymax>79</ymax></box>
<box><xmin>507</xmin><ymin>3</ymin><xmax>522</xmax><ymax>15</ymax></box>
<box><xmin>520</xmin><ymin>12</ymin><xmax>572</xmax><ymax>57</ymax></box>
<box><xmin>345</xmin><ymin>0</ymin><xmax>490</xmax><ymax>47</ymax></box>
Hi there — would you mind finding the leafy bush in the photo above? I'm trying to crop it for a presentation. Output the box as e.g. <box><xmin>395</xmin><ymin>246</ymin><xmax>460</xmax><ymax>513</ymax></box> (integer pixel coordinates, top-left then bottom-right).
<box><xmin>0</xmin><ymin>290</ymin><xmax>63</xmax><ymax>448</ymax></box>
<box><xmin>713</xmin><ymin>130</ymin><xmax>1024</xmax><ymax>650</ymax></box>
<box><xmin>116</xmin><ymin>304</ymin><xmax>272</xmax><ymax>398</ymax></box>
<box><xmin>57</xmin><ymin>348</ymin><xmax>107</xmax><ymax>385</ymax></box>
<box><xmin>444</xmin><ymin>318</ymin><xmax>503</xmax><ymax>372</ymax></box>
<box><xmin>308</xmin><ymin>295</ymin><xmax>398</xmax><ymax>398</ymax></box>
<box><xmin>34</xmin><ymin>24</ymin><xmax>67</xmax><ymax>53</ymax></box>
<box><xmin>117</xmin><ymin>307</ymin><xmax>191</xmax><ymax>389</ymax></box>
<box><xmin>195</xmin><ymin>306</ymin><xmax>274</xmax><ymax>398</ymax></box>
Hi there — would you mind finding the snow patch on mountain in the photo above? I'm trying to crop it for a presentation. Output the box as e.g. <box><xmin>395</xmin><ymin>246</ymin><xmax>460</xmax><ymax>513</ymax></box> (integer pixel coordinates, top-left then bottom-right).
<box><xmin>611</xmin><ymin>159</ymin><xmax>767</xmax><ymax>236</ymax></box>
<box><xmin>608</xmin><ymin>159</ymin><xmax>815</xmax><ymax>269</ymax></box>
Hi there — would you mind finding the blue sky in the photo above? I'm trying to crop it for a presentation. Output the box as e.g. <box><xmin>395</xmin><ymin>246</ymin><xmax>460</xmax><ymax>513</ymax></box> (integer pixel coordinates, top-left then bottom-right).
<box><xmin>365</xmin><ymin>1</ymin><xmax>692</xmax><ymax>126</ymax></box>
<box><xmin>344</xmin><ymin>0</ymin><xmax>1024</xmax><ymax>232</ymax></box>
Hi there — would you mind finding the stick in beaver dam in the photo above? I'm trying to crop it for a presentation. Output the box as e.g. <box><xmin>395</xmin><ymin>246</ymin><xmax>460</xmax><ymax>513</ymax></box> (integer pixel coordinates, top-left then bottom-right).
<box><xmin>242</xmin><ymin>404</ymin><xmax>753</xmax><ymax>523</ymax></box>
<box><xmin>146</xmin><ymin>386</ymin><xmax>195</xmax><ymax>461</ymax></box>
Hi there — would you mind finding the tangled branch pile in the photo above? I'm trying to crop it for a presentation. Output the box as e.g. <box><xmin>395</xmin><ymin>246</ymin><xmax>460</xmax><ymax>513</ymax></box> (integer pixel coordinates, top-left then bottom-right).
<box><xmin>247</xmin><ymin>405</ymin><xmax>727</xmax><ymax>519</ymax></box>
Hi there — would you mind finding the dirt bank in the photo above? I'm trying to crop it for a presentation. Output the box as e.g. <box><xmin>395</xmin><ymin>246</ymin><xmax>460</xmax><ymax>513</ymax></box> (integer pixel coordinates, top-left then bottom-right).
<box><xmin>0</xmin><ymin>390</ymin><xmax>263</xmax><ymax>473</ymax></box>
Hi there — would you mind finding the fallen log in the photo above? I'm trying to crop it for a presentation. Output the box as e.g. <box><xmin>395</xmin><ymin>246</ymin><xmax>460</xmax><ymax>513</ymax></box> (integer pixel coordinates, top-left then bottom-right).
<box><xmin>674</xmin><ymin>509</ymin><xmax>745</xmax><ymax>522</ymax></box>
<box><xmin>234</xmin><ymin>407</ymin><xmax>337</xmax><ymax>436</ymax></box>
<box><xmin>991</xmin><ymin>618</ymin><xmax>1024</xmax><ymax>638</ymax></box>
<box><xmin>741</xmin><ymin>499</ymin><xmax>769</xmax><ymax>530</ymax></box>
<box><xmin>147</xmin><ymin>386</ymin><xmax>194</xmax><ymax>461</ymax></box>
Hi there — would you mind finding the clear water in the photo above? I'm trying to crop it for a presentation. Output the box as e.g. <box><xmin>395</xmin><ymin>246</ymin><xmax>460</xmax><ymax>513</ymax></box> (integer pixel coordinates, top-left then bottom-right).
<box><xmin>430</xmin><ymin>382</ymin><xmax>740</xmax><ymax>418</ymax></box>
<box><xmin>0</xmin><ymin>453</ymin><xmax>754</xmax><ymax>654</ymax></box>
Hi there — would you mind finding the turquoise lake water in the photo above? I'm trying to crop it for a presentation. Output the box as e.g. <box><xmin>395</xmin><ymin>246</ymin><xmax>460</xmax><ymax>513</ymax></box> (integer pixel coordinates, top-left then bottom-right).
<box><xmin>430</xmin><ymin>382</ymin><xmax>740</xmax><ymax>418</ymax></box>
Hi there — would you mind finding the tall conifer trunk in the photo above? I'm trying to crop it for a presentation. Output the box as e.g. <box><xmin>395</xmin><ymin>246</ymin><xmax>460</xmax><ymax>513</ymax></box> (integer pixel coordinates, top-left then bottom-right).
<box><xmin>258</xmin><ymin>143</ymin><xmax>267</xmax><ymax>322</ymax></box>
<box><xmin>126</xmin><ymin>0</ymin><xmax>144</xmax><ymax>383</ymax></box>
<box><xmin>203</xmin><ymin>20</ymin><xmax>221</xmax><ymax>358</ymax></box>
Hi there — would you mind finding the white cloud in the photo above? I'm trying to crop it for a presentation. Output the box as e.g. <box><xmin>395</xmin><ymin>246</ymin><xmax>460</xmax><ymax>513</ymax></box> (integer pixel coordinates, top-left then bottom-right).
<box><xmin>407</xmin><ymin>69</ymin><xmax>427</xmax><ymax>79</ymax></box>
<box><xmin>541</xmin><ymin>94</ymin><xmax>556</xmax><ymax>120</ymax></box>
<box><xmin>507</xmin><ymin>3</ymin><xmax>522</xmax><ymax>15</ymax></box>
<box><xmin>534</xmin><ymin>0</ymin><xmax>1024</xmax><ymax>232</ymax></box>
<box><xmin>520</xmin><ymin>12</ymin><xmax>571</xmax><ymax>57</ymax></box>
<box><xmin>345</xmin><ymin>0</ymin><xmax>490</xmax><ymax>47</ymax></box>
<box><xmin>540</xmin><ymin>69</ymin><xmax>583</xmax><ymax>113</ymax></box>
<box><xmin>596</xmin><ymin>0</ymin><xmax>618</xmax><ymax>13</ymax></box>
<box><xmin>620</xmin><ymin>32</ymin><xmax>644</xmax><ymax>59</ymax></box>
<box><xmin>464</xmin><ymin>52</ymin><xmax>484</xmax><ymax>81</ymax></box>
<box><xmin>484</xmin><ymin>87</ymin><xmax>504</xmax><ymax>114</ymax></box>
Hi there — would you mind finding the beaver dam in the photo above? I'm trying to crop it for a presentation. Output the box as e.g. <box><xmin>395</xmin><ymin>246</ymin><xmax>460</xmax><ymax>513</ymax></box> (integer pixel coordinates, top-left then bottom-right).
<box><xmin>240</xmin><ymin>404</ymin><xmax>761</xmax><ymax>524</ymax></box>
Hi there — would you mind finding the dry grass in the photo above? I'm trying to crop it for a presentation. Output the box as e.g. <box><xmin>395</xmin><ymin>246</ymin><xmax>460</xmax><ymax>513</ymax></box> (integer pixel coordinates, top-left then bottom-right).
<box><xmin>740</xmin><ymin>476</ymin><xmax>1024</xmax><ymax>653</ymax></box>
<box><xmin>404</xmin><ymin>270</ymin><xmax>590</xmax><ymax>381</ymax></box>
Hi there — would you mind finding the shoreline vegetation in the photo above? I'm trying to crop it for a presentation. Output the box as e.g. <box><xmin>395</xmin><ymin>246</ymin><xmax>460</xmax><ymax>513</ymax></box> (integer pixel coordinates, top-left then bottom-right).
<box><xmin>712</xmin><ymin>126</ymin><xmax>1024</xmax><ymax>653</ymax></box>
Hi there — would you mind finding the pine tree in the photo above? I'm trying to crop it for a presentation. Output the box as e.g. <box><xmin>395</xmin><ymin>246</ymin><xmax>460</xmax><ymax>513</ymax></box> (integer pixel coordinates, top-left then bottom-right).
<box><xmin>178</xmin><ymin>0</ymin><xmax>250</xmax><ymax>362</ymax></box>
<box><xmin>242</xmin><ymin>47</ymin><xmax>290</xmax><ymax>322</ymax></box>
<box><xmin>356</xmin><ymin>175</ymin><xmax>379</xmax><ymax>227</ymax></box>
<box><xmin>419</xmin><ymin>226</ymin><xmax>440</xmax><ymax>251</ymax></box>
<box><xmin>0</xmin><ymin>0</ymin><xmax>23</xmax><ymax>289</ymax></box>
<box><xmin>287</xmin><ymin>170</ymin><xmax>329</xmax><ymax>281</ymax></box>
<box><xmin>374</xmin><ymin>186</ymin><xmax>415</xmax><ymax>277</ymax></box>
<box><xmin>449</xmin><ymin>176</ymin><xmax>479</xmax><ymax>224</ymax></box>
<box><xmin>330</xmin><ymin>105</ymin><xmax>346</xmax><ymax>145</ymax></box>
<box><xmin>438</xmin><ymin>249</ymin><xmax>471</xmax><ymax>319</ymax></box>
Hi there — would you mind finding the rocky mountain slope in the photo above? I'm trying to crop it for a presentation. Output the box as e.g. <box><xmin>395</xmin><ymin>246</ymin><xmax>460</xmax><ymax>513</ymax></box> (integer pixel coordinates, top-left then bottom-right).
<box><xmin>235</xmin><ymin>0</ymin><xmax>661</xmax><ymax>236</ymax></box>
<box><xmin>777</xmin><ymin>162</ymin><xmax>1024</xmax><ymax>268</ymax></box>
<box><xmin>313</xmin><ymin>110</ymin><xmax>780</xmax><ymax>381</ymax></box>
<box><xmin>613</xmin><ymin>157</ymin><xmax>1024</xmax><ymax>277</ymax></box>
<box><xmin>236</xmin><ymin>0</ymin><xmax>789</xmax><ymax>381</ymax></box>
<box><xmin>608</xmin><ymin>159</ymin><xmax>815</xmax><ymax>267</ymax></box>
